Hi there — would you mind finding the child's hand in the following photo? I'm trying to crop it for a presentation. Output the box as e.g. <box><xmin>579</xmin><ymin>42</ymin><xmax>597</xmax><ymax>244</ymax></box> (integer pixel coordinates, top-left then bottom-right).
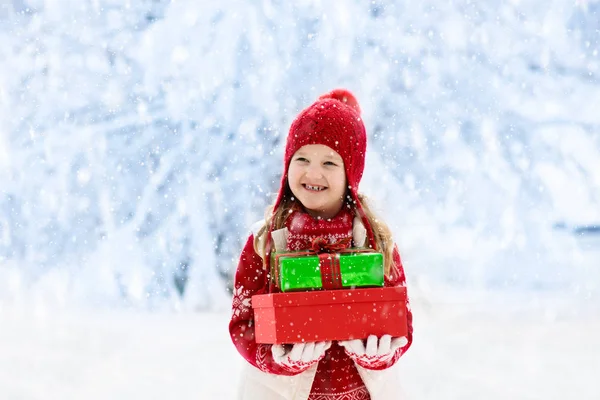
<box><xmin>338</xmin><ymin>334</ymin><xmax>408</xmax><ymax>369</ymax></box>
<box><xmin>271</xmin><ymin>341</ymin><xmax>332</xmax><ymax>374</ymax></box>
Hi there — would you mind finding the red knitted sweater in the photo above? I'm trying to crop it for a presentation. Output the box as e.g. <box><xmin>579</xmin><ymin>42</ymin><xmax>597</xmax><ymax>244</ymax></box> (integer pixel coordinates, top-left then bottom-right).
<box><xmin>229</xmin><ymin>208</ymin><xmax>413</xmax><ymax>399</ymax></box>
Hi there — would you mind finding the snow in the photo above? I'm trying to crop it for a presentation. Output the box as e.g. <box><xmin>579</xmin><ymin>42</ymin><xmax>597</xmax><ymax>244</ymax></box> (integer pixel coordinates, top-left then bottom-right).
<box><xmin>1</xmin><ymin>295</ymin><xmax>599</xmax><ymax>399</ymax></box>
<box><xmin>0</xmin><ymin>307</ymin><xmax>235</xmax><ymax>399</ymax></box>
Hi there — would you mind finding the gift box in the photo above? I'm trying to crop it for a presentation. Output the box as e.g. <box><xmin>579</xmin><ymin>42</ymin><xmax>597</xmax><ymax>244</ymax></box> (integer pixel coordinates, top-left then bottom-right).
<box><xmin>272</xmin><ymin>250</ymin><xmax>384</xmax><ymax>292</ymax></box>
<box><xmin>252</xmin><ymin>286</ymin><xmax>408</xmax><ymax>344</ymax></box>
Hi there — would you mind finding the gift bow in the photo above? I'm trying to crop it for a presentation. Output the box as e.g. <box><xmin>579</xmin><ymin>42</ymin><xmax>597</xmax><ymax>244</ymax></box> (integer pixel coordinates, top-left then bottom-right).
<box><xmin>311</xmin><ymin>236</ymin><xmax>352</xmax><ymax>253</ymax></box>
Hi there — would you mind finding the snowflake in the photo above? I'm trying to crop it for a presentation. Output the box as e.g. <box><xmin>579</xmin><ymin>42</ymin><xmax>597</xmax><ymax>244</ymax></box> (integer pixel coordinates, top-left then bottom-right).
<box><xmin>231</xmin><ymin>285</ymin><xmax>252</xmax><ymax>318</ymax></box>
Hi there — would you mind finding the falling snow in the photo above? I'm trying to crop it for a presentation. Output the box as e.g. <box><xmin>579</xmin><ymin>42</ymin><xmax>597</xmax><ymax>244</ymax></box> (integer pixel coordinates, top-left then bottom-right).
<box><xmin>1</xmin><ymin>1</ymin><xmax>600</xmax><ymax>399</ymax></box>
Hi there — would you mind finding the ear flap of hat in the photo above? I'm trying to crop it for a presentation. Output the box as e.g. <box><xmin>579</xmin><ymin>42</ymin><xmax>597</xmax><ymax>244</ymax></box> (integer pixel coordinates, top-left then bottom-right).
<box><xmin>352</xmin><ymin>192</ymin><xmax>377</xmax><ymax>250</ymax></box>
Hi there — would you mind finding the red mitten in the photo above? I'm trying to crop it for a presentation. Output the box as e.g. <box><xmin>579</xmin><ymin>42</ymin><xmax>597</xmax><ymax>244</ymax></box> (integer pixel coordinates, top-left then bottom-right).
<box><xmin>271</xmin><ymin>341</ymin><xmax>332</xmax><ymax>374</ymax></box>
<box><xmin>339</xmin><ymin>334</ymin><xmax>408</xmax><ymax>369</ymax></box>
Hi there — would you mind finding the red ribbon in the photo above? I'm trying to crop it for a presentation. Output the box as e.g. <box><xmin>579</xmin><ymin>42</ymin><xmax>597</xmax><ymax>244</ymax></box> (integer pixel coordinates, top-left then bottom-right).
<box><xmin>317</xmin><ymin>253</ymin><xmax>341</xmax><ymax>289</ymax></box>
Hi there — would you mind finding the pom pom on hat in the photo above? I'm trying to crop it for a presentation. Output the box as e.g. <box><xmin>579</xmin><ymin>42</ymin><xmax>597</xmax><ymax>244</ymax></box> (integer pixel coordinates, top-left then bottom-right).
<box><xmin>318</xmin><ymin>88</ymin><xmax>361</xmax><ymax>115</ymax></box>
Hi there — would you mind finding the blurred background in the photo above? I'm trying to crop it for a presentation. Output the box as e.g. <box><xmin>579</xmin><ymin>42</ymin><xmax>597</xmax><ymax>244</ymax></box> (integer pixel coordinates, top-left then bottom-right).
<box><xmin>1</xmin><ymin>1</ymin><xmax>599</xmax><ymax>399</ymax></box>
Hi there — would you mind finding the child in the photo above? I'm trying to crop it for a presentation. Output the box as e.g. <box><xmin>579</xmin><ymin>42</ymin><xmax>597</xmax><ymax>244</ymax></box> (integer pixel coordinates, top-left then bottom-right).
<box><xmin>229</xmin><ymin>89</ymin><xmax>413</xmax><ymax>400</ymax></box>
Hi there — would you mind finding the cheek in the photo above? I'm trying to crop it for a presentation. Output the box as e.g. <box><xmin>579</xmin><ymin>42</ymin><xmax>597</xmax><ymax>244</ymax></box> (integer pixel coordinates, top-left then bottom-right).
<box><xmin>331</xmin><ymin>171</ymin><xmax>347</xmax><ymax>193</ymax></box>
<box><xmin>287</xmin><ymin>167</ymin><xmax>301</xmax><ymax>185</ymax></box>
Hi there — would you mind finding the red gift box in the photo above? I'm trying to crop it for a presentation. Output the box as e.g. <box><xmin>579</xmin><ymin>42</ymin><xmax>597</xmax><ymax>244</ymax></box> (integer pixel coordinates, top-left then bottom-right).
<box><xmin>252</xmin><ymin>287</ymin><xmax>408</xmax><ymax>344</ymax></box>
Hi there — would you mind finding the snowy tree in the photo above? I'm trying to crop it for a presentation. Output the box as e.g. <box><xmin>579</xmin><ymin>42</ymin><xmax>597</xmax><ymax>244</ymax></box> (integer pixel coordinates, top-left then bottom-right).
<box><xmin>1</xmin><ymin>0</ymin><xmax>599</xmax><ymax>310</ymax></box>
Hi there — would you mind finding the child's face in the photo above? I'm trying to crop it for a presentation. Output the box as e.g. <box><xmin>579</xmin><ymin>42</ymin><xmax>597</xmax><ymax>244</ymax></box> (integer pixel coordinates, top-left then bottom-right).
<box><xmin>287</xmin><ymin>144</ymin><xmax>347</xmax><ymax>219</ymax></box>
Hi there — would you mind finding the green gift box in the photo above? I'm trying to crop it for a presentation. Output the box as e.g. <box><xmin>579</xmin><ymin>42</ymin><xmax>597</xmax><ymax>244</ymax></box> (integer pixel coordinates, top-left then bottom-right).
<box><xmin>272</xmin><ymin>250</ymin><xmax>384</xmax><ymax>292</ymax></box>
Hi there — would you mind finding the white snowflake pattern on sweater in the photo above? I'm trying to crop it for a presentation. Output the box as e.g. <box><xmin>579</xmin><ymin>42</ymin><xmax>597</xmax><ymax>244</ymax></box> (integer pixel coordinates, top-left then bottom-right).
<box><xmin>231</xmin><ymin>285</ymin><xmax>252</xmax><ymax>318</ymax></box>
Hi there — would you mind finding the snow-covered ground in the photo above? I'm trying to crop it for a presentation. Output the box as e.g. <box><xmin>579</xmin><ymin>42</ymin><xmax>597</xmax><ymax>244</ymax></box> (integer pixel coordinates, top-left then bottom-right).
<box><xmin>2</xmin><ymin>292</ymin><xmax>599</xmax><ymax>400</ymax></box>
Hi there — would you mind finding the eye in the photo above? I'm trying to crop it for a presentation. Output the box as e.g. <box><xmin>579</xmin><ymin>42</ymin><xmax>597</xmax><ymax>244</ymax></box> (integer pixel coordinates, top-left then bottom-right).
<box><xmin>324</xmin><ymin>161</ymin><xmax>338</xmax><ymax>166</ymax></box>
<box><xmin>295</xmin><ymin>157</ymin><xmax>309</xmax><ymax>163</ymax></box>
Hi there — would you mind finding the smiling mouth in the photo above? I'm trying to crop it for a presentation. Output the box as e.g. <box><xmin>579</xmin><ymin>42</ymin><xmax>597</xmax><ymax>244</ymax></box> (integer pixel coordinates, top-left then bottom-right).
<box><xmin>303</xmin><ymin>184</ymin><xmax>327</xmax><ymax>192</ymax></box>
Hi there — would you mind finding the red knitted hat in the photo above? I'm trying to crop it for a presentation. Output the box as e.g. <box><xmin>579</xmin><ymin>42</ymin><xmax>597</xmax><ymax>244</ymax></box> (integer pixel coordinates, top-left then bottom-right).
<box><xmin>271</xmin><ymin>88</ymin><xmax>377</xmax><ymax>249</ymax></box>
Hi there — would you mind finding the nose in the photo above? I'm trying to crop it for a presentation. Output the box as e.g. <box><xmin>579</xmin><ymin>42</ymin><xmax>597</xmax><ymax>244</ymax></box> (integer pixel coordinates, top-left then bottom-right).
<box><xmin>305</xmin><ymin>164</ymin><xmax>323</xmax><ymax>180</ymax></box>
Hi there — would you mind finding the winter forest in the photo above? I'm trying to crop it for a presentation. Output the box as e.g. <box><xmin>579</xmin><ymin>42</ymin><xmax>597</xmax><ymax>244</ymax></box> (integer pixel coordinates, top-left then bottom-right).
<box><xmin>1</xmin><ymin>1</ymin><xmax>600</xmax><ymax>399</ymax></box>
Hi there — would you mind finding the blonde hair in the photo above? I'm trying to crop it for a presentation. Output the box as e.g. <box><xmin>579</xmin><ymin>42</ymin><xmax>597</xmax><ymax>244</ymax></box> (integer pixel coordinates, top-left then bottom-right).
<box><xmin>253</xmin><ymin>185</ymin><xmax>396</xmax><ymax>276</ymax></box>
